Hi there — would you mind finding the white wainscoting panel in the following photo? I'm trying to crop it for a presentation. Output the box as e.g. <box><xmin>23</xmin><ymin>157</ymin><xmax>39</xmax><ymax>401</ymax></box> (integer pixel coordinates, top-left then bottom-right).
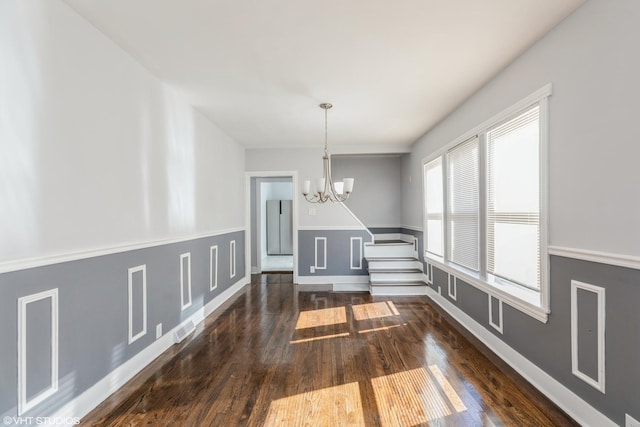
<box><xmin>17</xmin><ymin>289</ymin><xmax>59</xmax><ymax>415</ymax></box>
<box><xmin>128</xmin><ymin>265</ymin><xmax>147</xmax><ymax>345</ymax></box>
<box><xmin>488</xmin><ymin>295</ymin><xmax>503</xmax><ymax>334</ymax></box>
<box><xmin>315</xmin><ymin>237</ymin><xmax>327</xmax><ymax>270</ymax></box>
<box><xmin>350</xmin><ymin>237</ymin><xmax>363</xmax><ymax>270</ymax></box>
<box><xmin>230</xmin><ymin>240</ymin><xmax>236</xmax><ymax>278</ymax></box>
<box><xmin>180</xmin><ymin>253</ymin><xmax>192</xmax><ymax>310</ymax></box>
<box><xmin>210</xmin><ymin>245</ymin><xmax>219</xmax><ymax>291</ymax></box>
<box><xmin>448</xmin><ymin>275</ymin><xmax>457</xmax><ymax>301</ymax></box>
<box><xmin>571</xmin><ymin>280</ymin><xmax>606</xmax><ymax>393</ymax></box>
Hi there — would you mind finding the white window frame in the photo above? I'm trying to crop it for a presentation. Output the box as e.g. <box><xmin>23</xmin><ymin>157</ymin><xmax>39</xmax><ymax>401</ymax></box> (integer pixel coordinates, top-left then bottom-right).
<box><xmin>422</xmin><ymin>84</ymin><xmax>551</xmax><ymax>322</ymax></box>
<box><xmin>423</xmin><ymin>157</ymin><xmax>445</xmax><ymax>258</ymax></box>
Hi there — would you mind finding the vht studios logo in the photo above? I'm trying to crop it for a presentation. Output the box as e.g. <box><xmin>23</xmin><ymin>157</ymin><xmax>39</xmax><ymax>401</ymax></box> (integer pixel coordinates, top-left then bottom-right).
<box><xmin>2</xmin><ymin>416</ymin><xmax>80</xmax><ymax>426</ymax></box>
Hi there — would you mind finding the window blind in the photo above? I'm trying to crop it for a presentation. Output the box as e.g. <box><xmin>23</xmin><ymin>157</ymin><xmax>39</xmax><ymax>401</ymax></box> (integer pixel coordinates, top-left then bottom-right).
<box><xmin>424</xmin><ymin>157</ymin><xmax>443</xmax><ymax>257</ymax></box>
<box><xmin>487</xmin><ymin>106</ymin><xmax>540</xmax><ymax>289</ymax></box>
<box><xmin>447</xmin><ymin>137</ymin><xmax>479</xmax><ymax>271</ymax></box>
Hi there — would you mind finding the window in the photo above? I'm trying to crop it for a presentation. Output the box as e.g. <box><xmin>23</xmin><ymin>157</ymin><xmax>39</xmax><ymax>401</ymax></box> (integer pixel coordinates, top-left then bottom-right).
<box><xmin>487</xmin><ymin>107</ymin><xmax>540</xmax><ymax>290</ymax></box>
<box><xmin>422</xmin><ymin>85</ymin><xmax>550</xmax><ymax>319</ymax></box>
<box><xmin>447</xmin><ymin>137</ymin><xmax>480</xmax><ymax>271</ymax></box>
<box><xmin>423</xmin><ymin>157</ymin><xmax>443</xmax><ymax>257</ymax></box>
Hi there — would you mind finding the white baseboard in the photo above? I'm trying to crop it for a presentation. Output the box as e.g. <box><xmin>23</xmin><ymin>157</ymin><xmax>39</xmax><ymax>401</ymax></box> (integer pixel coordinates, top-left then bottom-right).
<box><xmin>251</xmin><ymin>266</ymin><xmax>260</xmax><ymax>274</ymax></box>
<box><xmin>203</xmin><ymin>279</ymin><xmax>247</xmax><ymax>318</ymax></box>
<box><xmin>296</xmin><ymin>275</ymin><xmax>369</xmax><ymax>285</ymax></box>
<box><xmin>425</xmin><ymin>287</ymin><xmax>615</xmax><ymax>427</ymax></box>
<box><xmin>49</xmin><ymin>277</ymin><xmax>248</xmax><ymax>426</ymax></box>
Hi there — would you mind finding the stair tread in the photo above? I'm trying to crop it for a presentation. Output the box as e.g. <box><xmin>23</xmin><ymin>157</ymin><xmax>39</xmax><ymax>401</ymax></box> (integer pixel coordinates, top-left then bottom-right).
<box><xmin>370</xmin><ymin>281</ymin><xmax>427</xmax><ymax>286</ymax></box>
<box><xmin>365</xmin><ymin>240</ymin><xmax>413</xmax><ymax>246</ymax></box>
<box><xmin>366</xmin><ymin>257</ymin><xmax>419</xmax><ymax>261</ymax></box>
<box><xmin>369</xmin><ymin>268</ymin><xmax>423</xmax><ymax>273</ymax></box>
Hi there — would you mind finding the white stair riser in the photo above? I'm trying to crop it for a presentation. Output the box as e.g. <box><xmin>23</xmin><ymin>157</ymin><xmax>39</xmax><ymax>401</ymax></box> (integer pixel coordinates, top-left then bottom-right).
<box><xmin>367</xmin><ymin>260</ymin><xmax>423</xmax><ymax>270</ymax></box>
<box><xmin>370</xmin><ymin>272</ymin><xmax>424</xmax><ymax>282</ymax></box>
<box><xmin>373</xmin><ymin>233</ymin><xmax>403</xmax><ymax>241</ymax></box>
<box><xmin>370</xmin><ymin>285</ymin><xmax>429</xmax><ymax>296</ymax></box>
<box><xmin>364</xmin><ymin>244</ymin><xmax>415</xmax><ymax>258</ymax></box>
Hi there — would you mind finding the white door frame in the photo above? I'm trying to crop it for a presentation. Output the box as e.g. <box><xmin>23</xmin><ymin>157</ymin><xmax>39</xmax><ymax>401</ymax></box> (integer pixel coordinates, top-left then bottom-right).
<box><xmin>245</xmin><ymin>171</ymin><xmax>298</xmax><ymax>282</ymax></box>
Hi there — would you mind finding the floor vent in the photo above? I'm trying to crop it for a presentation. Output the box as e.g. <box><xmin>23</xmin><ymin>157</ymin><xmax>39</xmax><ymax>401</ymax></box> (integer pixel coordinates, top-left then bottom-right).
<box><xmin>173</xmin><ymin>320</ymin><xmax>195</xmax><ymax>343</ymax></box>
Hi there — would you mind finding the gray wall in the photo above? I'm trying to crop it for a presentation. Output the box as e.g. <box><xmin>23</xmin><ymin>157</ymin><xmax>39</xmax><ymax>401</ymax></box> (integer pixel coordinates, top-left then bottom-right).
<box><xmin>395</xmin><ymin>2</ymin><xmax>640</xmax><ymax>422</ymax></box>
<box><xmin>0</xmin><ymin>0</ymin><xmax>246</xmax><ymax>264</ymax></box>
<box><xmin>298</xmin><ymin>230</ymin><xmax>373</xmax><ymax>276</ymax></box>
<box><xmin>332</xmin><ymin>155</ymin><xmax>403</xmax><ymax>228</ymax></box>
<box><xmin>245</xmin><ymin>148</ymin><xmax>363</xmax><ymax>229</ymax></box>
<box><xmin>0</xmin><ymin>231</ymin><xmax>246</xmax><ymax>420</ymax></box>
<box><xmin>250</xmin><ymin>178</ymin><xmax>258</xmax><ymax>268</ymax></box>
<box><xmin>416</xmin><ymin>224</ymin><xmax>639</xmax><ymax>425</ymax></box>
<box><xmin>401</xmin><ymin>0</ymin><xmax>640</xmax><ymax>256</ymax></box>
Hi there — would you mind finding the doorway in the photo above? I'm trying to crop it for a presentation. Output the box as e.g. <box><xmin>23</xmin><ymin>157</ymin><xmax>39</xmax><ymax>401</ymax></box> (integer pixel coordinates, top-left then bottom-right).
<box><xmin>246</xmin><ymin>172</ymin><xmax>298</xmax><ymax>279</ymax></box>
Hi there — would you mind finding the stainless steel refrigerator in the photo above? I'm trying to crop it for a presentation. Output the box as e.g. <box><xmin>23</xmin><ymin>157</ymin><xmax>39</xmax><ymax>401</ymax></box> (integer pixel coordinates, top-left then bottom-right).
<box><xmin>266</xmin><ymin>200</ymin><xmax>293</xmax><ymax>255</ymax></box>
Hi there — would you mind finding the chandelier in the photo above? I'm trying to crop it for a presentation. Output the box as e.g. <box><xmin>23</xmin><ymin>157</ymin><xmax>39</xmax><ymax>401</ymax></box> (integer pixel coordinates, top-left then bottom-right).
<box><xmin>302</xmin><ymin>103</ymin><xmax>354</xmax><ymax>203</ymax></box>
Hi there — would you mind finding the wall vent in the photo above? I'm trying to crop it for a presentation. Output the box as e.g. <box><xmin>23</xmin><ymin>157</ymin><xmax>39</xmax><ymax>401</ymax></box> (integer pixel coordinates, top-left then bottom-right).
<box><xmin>173</xmin><ymin>320</ymin><xmax>195</xmax><ymax>343</ymax></box>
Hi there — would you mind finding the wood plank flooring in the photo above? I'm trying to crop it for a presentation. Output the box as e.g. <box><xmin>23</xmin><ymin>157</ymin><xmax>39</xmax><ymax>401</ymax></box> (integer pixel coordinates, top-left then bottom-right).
<box><xmin>80</xmin><ymin>274</ymin><xmax>577</xmax><ymax>426</ymax></box>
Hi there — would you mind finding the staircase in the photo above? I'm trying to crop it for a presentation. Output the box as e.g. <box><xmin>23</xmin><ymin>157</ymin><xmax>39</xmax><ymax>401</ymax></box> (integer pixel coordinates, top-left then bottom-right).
<box><xmin>364</xmin><ymin>238</ymin><xmax>428</xmax><ymax>295</ymax></box>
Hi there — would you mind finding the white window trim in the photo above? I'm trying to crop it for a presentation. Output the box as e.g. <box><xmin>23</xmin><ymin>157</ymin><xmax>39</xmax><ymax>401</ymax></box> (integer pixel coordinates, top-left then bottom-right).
<box><xmin>422</xmin><ymin>84</ymin><xmax>551</xmax><ymax>323</ymax></box>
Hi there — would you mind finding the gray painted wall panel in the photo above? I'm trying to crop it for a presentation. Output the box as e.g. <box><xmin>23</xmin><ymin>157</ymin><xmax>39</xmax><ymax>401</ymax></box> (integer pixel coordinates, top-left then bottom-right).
<box><xmin>298</xmin><ymin>230</ymin><xmax>372</xmax><ymax>276</ymax></box>
<box><xmin>351</xmin><ymin>238</ymin><xmax>362</xmax><ymax>269</ymax></box>
<box><xmin>431</xmin><ymin>266</ymin><xmax>447</xmax><ymax>293</ymax></box>
<box><xmin>576</xmin><ymin>289</ymin><xmax>598</xmax><ymax>381</ymax></box>
<box><xmin>333</xmin><ymin>156</ymin><xmax>402</xmax><ymax>227</ymax></box>
<box><xmin>489</xmin><ymin>296</ymin><xmax>501</xmax><ymax>331</ymax></box>
<box><xmin>0</xmin><ymin>292</ymin><xmax>15</xmax><ymax>410</ymax></box>
<box><xmin>0</xmin><ymin>231</ymin><xmax>245</xmax><ymax>419</ymax></box>
<box><xmin>369</xmin><ymin>227</ymin><xmax>402</xmax><ymax>235</ymax></box>
<box><xmin>455</xmin><ymin>279</ymin><xmax>489</xmax><ymax>327</ymax></box>
<box><xmin>501</xmin><ymin>258</ymin><xmax>637</xmax><ymax>424</ymax></box>
<box><xmin>25</xmin><ymin>299</ymin><xmax>52</xmax><ymax>402</ymax></box>
<box><xmin>401</xmin><ymin>228</ymin><xmax>424</xmax><ymax>263</ymax></box>
<box><xmin>131</xmin><ymin>269</ymin><xmax>145</xmax><ymax>336</ymax></box>
<box><xmin>384</xmin><ymin>228</ymin><xmax>640</xmax><ymax>425</ymax></box>
<box><xmin>415</xmin><ymin>222</ymin><xmax>640</xmax><ymax>425</ymax></box>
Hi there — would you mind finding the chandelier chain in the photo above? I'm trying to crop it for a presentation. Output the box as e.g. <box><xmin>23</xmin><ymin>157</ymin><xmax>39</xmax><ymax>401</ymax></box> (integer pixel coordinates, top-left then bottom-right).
<box><xmin>324</xmin><ymin>107</ymin><xmax>328</xmax><ymax>155</ymax></box>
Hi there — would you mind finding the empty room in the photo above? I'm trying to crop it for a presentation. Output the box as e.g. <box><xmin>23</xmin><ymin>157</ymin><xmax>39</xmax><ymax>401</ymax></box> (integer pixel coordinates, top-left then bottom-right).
<box><xmin>1</xmin><ymin>0</ymin><xmax>638</xmax><ymax>426</ymax></box>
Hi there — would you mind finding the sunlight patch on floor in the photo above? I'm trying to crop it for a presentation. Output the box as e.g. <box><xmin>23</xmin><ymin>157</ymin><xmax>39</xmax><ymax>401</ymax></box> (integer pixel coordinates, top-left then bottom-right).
<box><xmin>290</xmin><ymin>332</ymin><xmax>350</xmax><ymax>344</ymax></box>
<box><xmin>352</xmin><ymin>301</ymin><xmax>400</xmax><ymax>321</ymax></box>
<box><xmin>358</xmin><ymin>323</ymin><xmax>407</xmax><ymax>334</ymax></box>
<box><xmin>264</xmin><ymin>382</ymin><xmax>365</xmax><ymax>427</ymax></box>
<box><xmin>429</xmin><ymin>365</ymin><xmax>467</xmax><ymax>412</ymax></box>
<box><xmin>295</xmin><ymin>307</ymin><xmax>347</xmax><ymax>330</ymax></box>
<box><xmin>372</xmin><ymin>366</ymin><xmax>466</xmax><ymax>426</ymax></box>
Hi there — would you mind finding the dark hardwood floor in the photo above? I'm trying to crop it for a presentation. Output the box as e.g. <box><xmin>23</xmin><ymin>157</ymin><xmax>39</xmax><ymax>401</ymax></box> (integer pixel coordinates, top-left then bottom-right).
<box><xmin>80</xmin><ymin>273</ymin><xmax>577</xmax><ymax>426</ymax></box>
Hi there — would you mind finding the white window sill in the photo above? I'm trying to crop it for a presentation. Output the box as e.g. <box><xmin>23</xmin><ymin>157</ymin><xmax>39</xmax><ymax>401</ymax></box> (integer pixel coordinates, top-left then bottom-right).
<box><xmin>425</xmin><ymin>254</ymin><xmax>549</xmax><ymax>323</ymax></box>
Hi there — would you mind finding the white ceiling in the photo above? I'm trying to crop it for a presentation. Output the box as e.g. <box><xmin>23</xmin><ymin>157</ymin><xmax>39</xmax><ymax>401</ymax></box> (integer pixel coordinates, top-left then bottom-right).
<box><xmin>63</xmin><ymin>0</ymin><xmax>585</xmax><ymax>152</ymax></box>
